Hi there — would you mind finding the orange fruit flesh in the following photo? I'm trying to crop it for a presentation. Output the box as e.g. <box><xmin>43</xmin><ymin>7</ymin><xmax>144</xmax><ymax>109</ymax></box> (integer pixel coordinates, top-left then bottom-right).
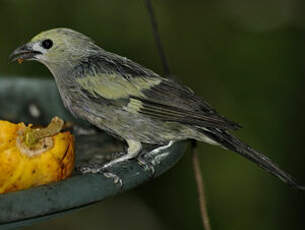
<box><xmin>0</xmin><ymin>120</ymin><xmax>75</xmax><ymax>194</ymax></box>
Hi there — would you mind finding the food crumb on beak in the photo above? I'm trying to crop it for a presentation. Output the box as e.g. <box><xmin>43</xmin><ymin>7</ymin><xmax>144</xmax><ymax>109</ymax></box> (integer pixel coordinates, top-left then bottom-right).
<box><xmin>17</xmin><ymin>58</ymin><xmax>24</xmax><ymax>64</ymax></box>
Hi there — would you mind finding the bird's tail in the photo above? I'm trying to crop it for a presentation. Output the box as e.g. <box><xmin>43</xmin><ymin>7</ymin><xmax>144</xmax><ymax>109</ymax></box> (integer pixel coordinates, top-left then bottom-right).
<box><xmin>199</xmin><ymin>128</ymin><xmax>305</xmax><ymax>191</ymax></box>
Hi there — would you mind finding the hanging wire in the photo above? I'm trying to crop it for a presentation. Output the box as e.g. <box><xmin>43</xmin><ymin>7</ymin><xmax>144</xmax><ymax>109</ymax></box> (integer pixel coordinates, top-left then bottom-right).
<box><xmin>144</xmin><ymin>1</ymin><xmax>211</xmax><ymax>229</ymax></box>
<box><xmin>191</xmin><ymin>141</ymin><xmax>211</xmax><ymax>230</ymax></box>
<box><xmin>144</xmin><ymin>0</ymin><xmax>170</xmax><ymax>76</ymax></box>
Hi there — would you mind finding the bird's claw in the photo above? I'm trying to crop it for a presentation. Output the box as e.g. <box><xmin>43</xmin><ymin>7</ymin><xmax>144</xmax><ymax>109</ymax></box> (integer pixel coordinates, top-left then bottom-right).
<box><xmin>137</xmin><ymin>154</ymin><xmax>156</xmax><ymax>177</ymax></box>
<box><xmin>78</xmin><ymin>164</ymin><xmax>103</xmax><ymax>174</ymax></box>
<box><xmin>103</xmin><ymin>172</ymin><xmax>123</xmax><ymax>187</ymax></box>
<box><xmin>77</xmin><ymin>163</ymin><xmax>123</xmax><ymax>187</ymax></box>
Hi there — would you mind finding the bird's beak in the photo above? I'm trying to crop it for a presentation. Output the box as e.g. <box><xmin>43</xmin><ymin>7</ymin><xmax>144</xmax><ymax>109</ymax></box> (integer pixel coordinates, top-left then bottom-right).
<box><xmin>9</xmin><ymin>43</ymin><xmax>42</xmax><ymax>63</ymax></box>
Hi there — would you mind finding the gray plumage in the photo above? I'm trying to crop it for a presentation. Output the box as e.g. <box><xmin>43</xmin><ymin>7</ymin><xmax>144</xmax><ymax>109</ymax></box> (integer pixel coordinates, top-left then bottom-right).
<box><xmin>9</xmin><ymin>28</ymin><xmax>304</xmax><ymax>190</ymax></box>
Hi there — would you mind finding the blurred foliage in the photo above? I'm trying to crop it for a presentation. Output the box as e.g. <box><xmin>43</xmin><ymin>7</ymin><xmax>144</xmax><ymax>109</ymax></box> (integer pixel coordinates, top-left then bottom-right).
<box><xmin>0</xmin><ymin>0</ymin><xmax>304</xmax><ymax>229</ymax></box>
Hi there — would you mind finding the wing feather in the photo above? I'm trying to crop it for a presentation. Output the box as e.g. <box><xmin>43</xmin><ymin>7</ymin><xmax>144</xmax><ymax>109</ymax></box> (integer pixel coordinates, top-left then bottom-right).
<box><xmin>74</xmin><ymin>53</ymin><xmax>241</xmax><ymax>131</ymax></box>
<box><xmin>128</xmin><ymin>95</ymin><xmax>241</xmax><ymax>130</ymax></box>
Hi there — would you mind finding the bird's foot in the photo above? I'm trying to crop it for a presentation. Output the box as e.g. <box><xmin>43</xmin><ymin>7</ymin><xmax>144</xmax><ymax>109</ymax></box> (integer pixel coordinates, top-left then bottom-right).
<box><xmin>77</xmin><ymin>162</ymin><xmax>123</xmax><ymax>188</ymax></box>
<box><xmin>102</xmin><ymin>171</ymin><xmax>123</xmax><ymax>187</ymax></box>
<box><xmin>137</xmin><ymin>153</ymin><xmax>156</xmax><ymax>177</ymax></box>
<box><xmin>136</xmin><ymin>141</ymin><xmax>175</xmax><ymax>176</ymax></box>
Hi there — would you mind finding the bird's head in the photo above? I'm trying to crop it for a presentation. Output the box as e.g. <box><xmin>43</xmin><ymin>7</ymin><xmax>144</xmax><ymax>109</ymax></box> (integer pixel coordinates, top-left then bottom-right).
<box><xmin>9</xmin><ymin>28</ymin><xmax>99</xmax><ymax>69</ymax></box>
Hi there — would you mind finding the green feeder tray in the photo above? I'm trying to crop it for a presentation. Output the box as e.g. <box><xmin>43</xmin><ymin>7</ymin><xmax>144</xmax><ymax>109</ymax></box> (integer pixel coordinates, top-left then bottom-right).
<box><xmin>0</xmin><ymin>77</ymin><xmax>188</xmax><ymax>230</ymax></box>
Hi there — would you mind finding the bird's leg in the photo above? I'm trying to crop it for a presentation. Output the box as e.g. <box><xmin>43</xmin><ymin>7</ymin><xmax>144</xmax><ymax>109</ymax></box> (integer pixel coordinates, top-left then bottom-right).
<box><xmin>78</xmin><ymin>162</ymin><xmax>123</xmax><ymax>187</ymax></box>
<box><xmin>101</xmin><ymin>140</ymin><xmax>142</xmax><ymax>168</ymax></box>
<box><xmin>137</xmin><ymin>155</ymin><xmax>156</xmax><ymax>175</ymax></box>
<box><xmin>78</xmin><ymin>140</ymin><xmax>142</xmax><ymax>187</ymax></box>
<box><xmin>137</xmin><ymin>141</ymin><xmax>175</xmax><ymax>176</ymax></box>
<box><xmin>79</xmin><ymin>140</ymin><xmax>175</xmax><ymax>185</ymax></box>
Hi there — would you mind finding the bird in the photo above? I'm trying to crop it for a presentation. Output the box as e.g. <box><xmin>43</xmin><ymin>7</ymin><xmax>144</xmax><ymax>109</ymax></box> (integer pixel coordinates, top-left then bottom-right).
<box><xmin>9</xmin><ymin>28</ymin><xmax>304</xmax><ymax>190</ymax></box>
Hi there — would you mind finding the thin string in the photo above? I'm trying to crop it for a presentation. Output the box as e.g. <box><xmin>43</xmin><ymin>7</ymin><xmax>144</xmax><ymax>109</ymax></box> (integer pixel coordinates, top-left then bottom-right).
<box><xmin>144</xmin><ymin>1</ymin><xmax>211</xmax><ymax>229</ymax></box>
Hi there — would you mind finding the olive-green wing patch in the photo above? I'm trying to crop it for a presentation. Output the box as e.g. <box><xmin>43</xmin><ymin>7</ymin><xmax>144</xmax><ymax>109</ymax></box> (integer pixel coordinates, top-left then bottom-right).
<box><xmin>76</xmin><ymin>74</ymin><xmax>161</xmax><ymax>100</ymax></box>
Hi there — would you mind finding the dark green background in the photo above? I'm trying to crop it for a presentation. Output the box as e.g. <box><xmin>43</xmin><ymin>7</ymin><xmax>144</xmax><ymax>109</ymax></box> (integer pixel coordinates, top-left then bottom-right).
<box><xmin>1</xmin><ymin>0</ymin><xmax>305</xmax><ymax>229</ymax></box>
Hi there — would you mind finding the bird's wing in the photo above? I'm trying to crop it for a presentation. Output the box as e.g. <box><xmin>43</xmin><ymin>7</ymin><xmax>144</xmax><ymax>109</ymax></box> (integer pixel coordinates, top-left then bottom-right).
<box><xmin>74</xmin><ymin>53</ymin><xmax>241</xmax><ymax>130</ymax></box>
<box><xmin>129</xmin><ymin>79</ymin><xmax>241</xmax><ymax>130</ymax></box>
<box><xmin>76</xmin><ymin>73</ymin><xmax>241</xmax><ymax>130</ymax></box>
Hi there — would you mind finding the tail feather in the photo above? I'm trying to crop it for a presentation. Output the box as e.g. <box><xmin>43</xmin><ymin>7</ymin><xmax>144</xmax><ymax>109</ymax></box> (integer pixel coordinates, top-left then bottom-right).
<box><xmin>199</xmin><ymin>128</ymin><xmax>305</xmax><ymax>191</ymax></box>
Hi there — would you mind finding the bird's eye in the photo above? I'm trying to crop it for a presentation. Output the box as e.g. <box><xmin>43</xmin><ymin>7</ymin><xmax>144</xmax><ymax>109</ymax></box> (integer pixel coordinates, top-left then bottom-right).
<box><xmin>41</xmin><ymin>39</ymin><xmax>53</xmax><ymax>49</ymax></box>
